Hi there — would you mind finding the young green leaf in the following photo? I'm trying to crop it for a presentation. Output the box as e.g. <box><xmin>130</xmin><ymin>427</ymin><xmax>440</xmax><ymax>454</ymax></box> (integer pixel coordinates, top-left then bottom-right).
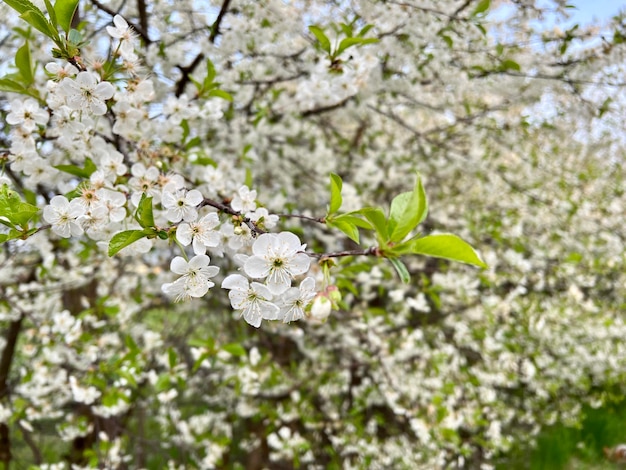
<box><xmin>358</xmin><ymin>24</ymin><xmax>374</xmax><ymax>37</ymax></box>
<box><xmin>54</xmin><ymin>158</ymin><xmax>97</xmax><ymax>178</ymax></box>
<box><xmin>473</xmin><ymin>0</ymin><xmax>491</xmax><ymax>16</ymax></box>
<box><xmin>167</xmin><ymin>347</ymin><xmax>177</xmax><ymax>368</ymax></box>
<box><xmin>19</xmin><ymin>9</ymin><xmax>58</xmax><ymax>40</ymax></box>
<box><xmin>388</xmin><ymin>173</ymin><xmax>428</xmax><ymax>243</ymax></box>
<box><xmin>406</xmin><ymin>233</ymin><xmax>487</xmax><ymax>268</ymax></box>
<box><xmin>204</xmin><ymin>57</ymin><xmax>216</xmax><ymax>84</ymax></box>
<box><xmin>207</xmin><ymin>89</ymin><xmax>233</xmax><ymax>101</ymax></box>
<box><xmin>388</xmin><ymin>257</ymin><xmax>411</xmax><ymax>284</ymax></box>
<box><xmin>54</xmin><ymin>0</ymin><xmax>80</xmax><ymax>34</ymax></box>
<box><xmin>3</xmin><ymin>0</ymin><xmax>37</xmax><ymax>15</ymax></box>
<box><xmin>135</xmin><ymin>194</ymin><xmax>155</xmax><ymax>228</ymax></box>
<box><xmin>334</xmin><ymin>214</ymin><xmax>371</xmax><ymax>229</ymax></box>
<box><xmin>327</xmin><ymin>217</ymin><xmax>360</xmax><ymax>244</ymax></box>
<box><xmin>336</xmin><ymin>37</ymin><xmax>379</xmax><ymax>57</ymax></box>
<box><xmin>222</xmin><ymin>342</ymin><xmax>246</xmax><ymax>357</ymax></box>
<box><xmin>0</xmin><ymin>78</ymin><xmax>27</xmax><ymax>94</ymax></box>
<box><xmin>355</xmin><ymin>206</ymin><xmax>388</xmax><ymax>241</ymax></box>
<box><xmin>15</xmin><ymin>42</ymin><xmax>33</xmax><ymax>86</ymax></box>
<box><xmin>108</xmin><ymin>230</ymin><xmax>150</xmax><ymax>256</ymax></box>
<box><xmin>309</xmin><ymin>25</ymin><xmax>331</xmax><ymax>54</ymax></box>
<box><xmin>328</xmin><ymin>173</ymin><xmax>343</xmax><ymax>215</ymax></box>
<box><xmin>43</xmin><ymin>0</ymin><xmax>57</xmax><ymax>27</ymax></box>
<box><xmin>499</xmin><ymin>59</ymin><xmax>521</xmax><ymax>72</ymax></box>
<box><xmin>0</xmin><ymin>185</ymin><xmax>39</xmax><ymax>228</ymax></box>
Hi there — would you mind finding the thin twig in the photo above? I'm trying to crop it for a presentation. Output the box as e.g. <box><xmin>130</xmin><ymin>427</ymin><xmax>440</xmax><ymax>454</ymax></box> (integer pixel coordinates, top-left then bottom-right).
<box><xmin>201</xmin><ymin>198</ymin><xmax>266</xmax><ymax>236</ymax></box>
<box><xmin>306</xmin><ymin>247</ymin><xmax>380</xmax><ymax>259</ymax></box>
<box><xmin>277</xmin><ymin>213</ymin><xmax>326</xmax><ymax>224</ymax></box>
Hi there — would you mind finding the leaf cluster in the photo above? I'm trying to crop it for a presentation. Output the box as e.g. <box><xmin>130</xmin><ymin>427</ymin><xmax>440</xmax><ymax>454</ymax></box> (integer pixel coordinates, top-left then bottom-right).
<box><xmin>326</xmin><ymin>173</ymin><xmax>486</xmax><ymax>282</ymax></box>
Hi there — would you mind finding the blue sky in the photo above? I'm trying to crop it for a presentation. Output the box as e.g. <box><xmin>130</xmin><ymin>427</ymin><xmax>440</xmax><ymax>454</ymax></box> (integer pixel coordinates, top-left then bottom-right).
<box><xmin>566</xmin><ymin>0</ymin><xmax>624</xmax><ymax>25</ymax></box>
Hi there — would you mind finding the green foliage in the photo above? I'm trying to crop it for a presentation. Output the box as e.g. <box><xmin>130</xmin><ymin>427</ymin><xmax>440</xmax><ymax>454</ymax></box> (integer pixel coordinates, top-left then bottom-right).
<box><xmin>108</xmin><ymin>229</ymin><xmax>152</xmax><ymax>256</ymax></box>
<box><xmin>0</xmin><ymin>40</ymin><xmax>40</xmax><ymax>98</ymax></box>
<box><xmin>0</xmin><ymin>184</ymin><xmax>39</xmax><ymax>242</ymax></box>
<box><xmin>191</xmin><ymin>58</ymin><xmax>233</xmax><ymax>101</ymax></box>
<box><xmin>135</xmin><ymin>194</ymin><xmax>155</xmax><ymax>229</ymax></box>
<box><xmin>53</xmin><ymin>0</ymin><xmax>79</xmax><ymax>34</ymax></box>
<box><xmin>325</xmin><ymin>173</ymin><xmax>486</xmax><ymax>281</ymax></box>
<box><xmin>501</xmin><ymin>400</ymin><xmax>626</xmax><ymax>469</ymax></box>
<box><xmin>54</xmin><ymin>158</ymin><xmax>97</xmax><ymax>178</ymax></box>
<box><xmin>309</xmin><ymin>22</ymin><xmax>379</xmax><ymax>68</ymax></box>
<box><xmin>3</xmin><ymin>0</ymin><xmax>86</xmax><ymax>64</ymax></box>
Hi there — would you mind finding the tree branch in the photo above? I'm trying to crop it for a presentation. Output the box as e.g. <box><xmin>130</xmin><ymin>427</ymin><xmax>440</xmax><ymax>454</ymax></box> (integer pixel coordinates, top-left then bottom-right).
<box><xmin>174</xmin><ymin>0</ymin><xmax>231</xmax><ymax>96</ymax></box>
<box><xmin>0</xmin><ymin>314</ymin><xmax>24</xmax><ymax>467</ymax></box>
<box><xmin>307</xmin><ymin>247</ymin><xmax>381</xmax><ymax>259</ymax></box>
<box><xmin>89</xmin><ymin>0</ymin><xmax>151</xmax><ymax>44</ymax></box>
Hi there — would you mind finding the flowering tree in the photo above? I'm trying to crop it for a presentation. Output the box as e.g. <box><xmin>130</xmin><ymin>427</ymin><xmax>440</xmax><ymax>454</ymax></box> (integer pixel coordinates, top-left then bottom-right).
<box><xmin>0</xmin><ymin>0</ymin><xmax>625</xmax><ymax>468</ymax></box>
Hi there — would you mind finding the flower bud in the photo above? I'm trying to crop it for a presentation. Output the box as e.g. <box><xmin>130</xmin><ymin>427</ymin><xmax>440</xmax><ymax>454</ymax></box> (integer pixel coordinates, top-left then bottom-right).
<box><xmin>310</xmin><ymin>294</ymin><xmax>332</xmax><ymax>321</ymax></box>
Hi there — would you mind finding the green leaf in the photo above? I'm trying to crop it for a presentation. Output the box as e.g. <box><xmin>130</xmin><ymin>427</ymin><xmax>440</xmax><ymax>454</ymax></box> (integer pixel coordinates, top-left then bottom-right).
<box><xmin>473</xmin><ymin>0</ymin><xmax>491</xmax><ymax>16</ymax></box>
<box><xmin>327</xmin><ymin>218</ymin><xmax>360</xmax><ymax>244</ymax></box>
<box><xmin>356</xmin><ymin>206</ymin><xmax>388</xmax><ymax>241</ymax></box>
<box><xmin>309</xmin><ymin>25</ymin><xmax>331</xmax><ymax>54</ymax></box>
<box><xmin>15</xmin><ymin>42</ymin><xmax>33</xmax><ymax>86</ymax></box>
<box><xmin>0</xmin><ymin>229</ymin><xmax>26</xmax><ymax>243</ymax></box>
<box><xmin>0</xmin><ymin>185</ymin><xmax>39</xmax><ymax>228</ymax></box>
<box><xmin>0</xmin><ymin>78</ymin><xmax>26</xmax><ymax>93</ymax></box>
<box><xmin>184</xmin><ymin>136</ymin><xmax>202</xmax><ymax>150</ymax></box>
<box><xmin>222</xmin><ymin>343</ymin><xmax>246</xmax><ymax>357</ymax></box>
<box><xmin>336</xmin><ymin>37</ymin><xmax>379</xmax><ymax>56</ymax></box>
<box><xmin>43</xmin><ymin>0</ymin><xmax>57</xmax><ymax>27</ymax></box>
<box><xmin>53</xmin><ymin>0</ymin><xmax>79</xmax><ymax>34</ymax></box>
<box><xmin>207</xmin><ymin>89</ymin><xmax>233</xmax><ymax>101</ymax></box>
<box><xmin>339</xmin><ymin>22</ymin><xmax>353</xmax><ymax>37</ymax></box>
<box><xmin>108</xmin><ymin>230</ymin><xmax>150</xmax><ymax>256</ymax></box>
<box><xmin>406</xmin><ymin>234</ymin><xmax>487</xmax><ymax>268</ymax></box>
<box><xmin>333</xmin><ymin>214</ymin><xmax>371</xmax><ymax>229</ymax></box>
<box><xmin>3</xmin><ymin>0</ymin><xmax>36</xmax><ymax>15</ymax></box>
<box><xmin>154</xmin><ymin>374</ymin><xmax>171</xmax><ymax>393</ymax></box>
<box><xmin>358</xmin><ymin>24</ymin><xmax>374</xmax><ymax>37</ymax></box>
<box><xmin>388</xmin><ymin>257</ymin><xmax>410</xmax><ymax>283</ymax></box>
<box><xmin>500</xmin><ymin>59</ymin><xmax>521</xmax><ymax>72</ymax></box>
<box><xmin>328</xmin><ymin>173</ymin><xmax>343</xmax><ymax>215</ymax></box>
<box><xmin>192</xmin><ymin>352</ymin><xmax>211</xmax><ymax>373</ymax></box>
<box><xmin>388</xmin><ymin>173</ymin><xmax>428</xmax><ymax>243</ymax></box>
<box><xmin>204</xmin><ymin>57</ymin><xmax>216</xmax><ymax>84</ymax></box>
<box><xmin>167</xmin><ymin>347</ymin><xmax>177</xmax><ymax>369</ymax></box>
<box><xmin>54</xmin><ymin>158</ymin><xmax>97</xmax><ymax>178</ymax></box>
<box><xmin>67</xmin><ymin>28</ymin><xmax>84</xmax><ymax>45</ymax></box>
<box><xmin>20</xmin><ymin>9</ymin><xmax>58</xmax><ymax>40</ymax></box>
<box><xmin>135</xmin><ymin>194</ymin><xmax>155</xmax><ymax>228</ymax></box>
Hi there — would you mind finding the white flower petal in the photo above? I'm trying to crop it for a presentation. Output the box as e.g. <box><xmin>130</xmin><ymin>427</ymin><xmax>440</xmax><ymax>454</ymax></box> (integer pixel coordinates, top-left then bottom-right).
<box><xmin>244</xmin><ymin>256</ymin><xmax>271</xmax><ymax>279</ymax></box>
<box><xmin>170</xmin><ymin>256</ymin><xmax>188</xmax><ymax>274</ymax></box>
<box><xmin>222</xmin><ymin>274</ymin><xmax>249</xmax><ymax>291</ymax></box>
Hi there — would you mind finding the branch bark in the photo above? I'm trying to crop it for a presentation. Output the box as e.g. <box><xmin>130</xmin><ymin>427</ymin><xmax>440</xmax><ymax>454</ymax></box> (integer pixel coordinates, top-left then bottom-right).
<box><xmin>174</xmin><ymin>0</ymin><xmax>231</xmax><ymax>96</ymax></box>
<box><xmin>0</xmin><ymin>315</ymin><xmax>24</xmax><ymax>468</ymax></box>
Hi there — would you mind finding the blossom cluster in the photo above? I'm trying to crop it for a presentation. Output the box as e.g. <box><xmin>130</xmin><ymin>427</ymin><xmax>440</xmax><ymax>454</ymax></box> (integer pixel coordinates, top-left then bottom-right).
<box><xmin>0</xmin><ymin>3</ymin><xmax>625</xmax><ymax>470</ymax></box>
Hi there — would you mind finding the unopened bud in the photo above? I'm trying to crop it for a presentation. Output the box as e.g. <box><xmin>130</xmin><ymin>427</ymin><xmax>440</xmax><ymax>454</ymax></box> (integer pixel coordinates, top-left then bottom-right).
<box><xmin>310</xmin><ymin>295</ymin><xmax>332</xmax><ymax>321</ymax></box>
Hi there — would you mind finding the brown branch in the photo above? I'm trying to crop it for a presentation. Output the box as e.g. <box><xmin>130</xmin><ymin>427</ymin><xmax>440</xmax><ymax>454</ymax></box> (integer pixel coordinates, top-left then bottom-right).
<box><xmin>209</xmin><ymin>0</ymin><xmax>232</xmax><ymax>43</ymax></box>
<box><xmin>277</xmin><ymin>213</ymin><xmax>326</xmax><ymax>224</ymax></box>
<box><xmin>201</xmin><ymin>198</ymin><xmax>266</xmax><ymax>235</ymax></box>
<box><xmin>0</xmin><ymin>314</ymin><xmax>24</xmax><ymax>467</ymax></box>
<box><xmin>174</xmin><ymin>0</ymin><xmax>231</xmax><ymax>96</ymax></box>
<box><xmin>306</xmin><ymin>247</ymin><xmax>381</xmax><ymax>259</ymax></box>
<box><xmin>18</xmin><ymin>422</ymin><xmax>42</xmax><ymax>465</ymax></box>
<box><xmin>136</xmin><ymin>0</ymin><xmax>148</xmax><ymax>37</ymax></box>
<box><xmin>301</xmin><ymin>96</ymin><xmax>353</xmax><ymax>117</ymax></box>
<box><xmin>89</xmin><ymin>0</ymin><xmax>151</xmax><ymax>44</ymax></box>
<box><xmin>175</xmin><ymin>53</ymin><xmax>205</xmax><ymax>97</ymax></box>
